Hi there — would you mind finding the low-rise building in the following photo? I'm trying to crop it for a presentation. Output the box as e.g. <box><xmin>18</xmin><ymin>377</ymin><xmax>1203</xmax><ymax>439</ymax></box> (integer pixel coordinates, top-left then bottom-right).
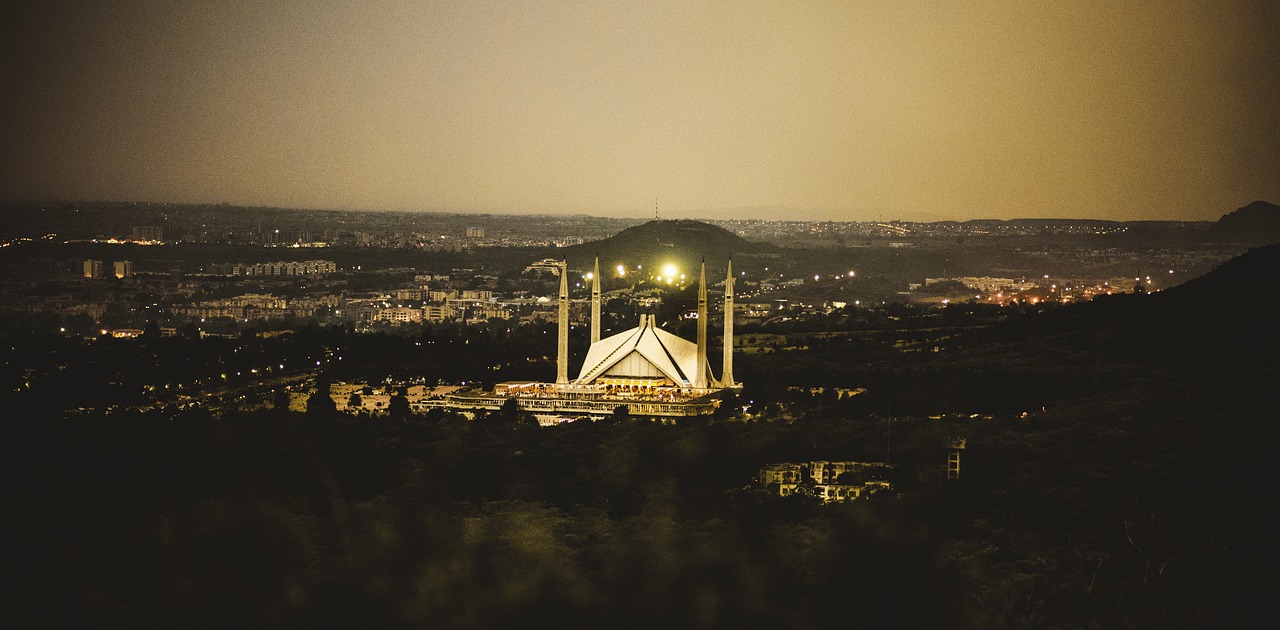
<box><xmin>759</xmin><ymin>461</ymin><xmax>893</xmax><ymax>503</ymax></box>
<box><xmin>422</xmin><ymin>304</ymin><xmax>458</xmax><ymax>322</ymax></box>
<box><xmin>810</xmin><ymin>461</ymin><xmax>892</xmax><ymax>484</ymax></box>
<box><xmin>83</xmin><ymin>259</ymin><xmax>104</xmax><ymax>279</ymax></box>
<box><xmin>760</xmin><ymin>463</ymin><xmax>804</xmax><ymax>486</ymax></box>
<box><xmin>375</xmin><ymin>307</ymin><xmax>423</xmax><ymax>324</ymax></box>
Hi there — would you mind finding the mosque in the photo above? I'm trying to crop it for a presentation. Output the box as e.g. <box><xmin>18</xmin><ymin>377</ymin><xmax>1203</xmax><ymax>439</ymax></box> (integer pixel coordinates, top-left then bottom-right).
<box><xmin>444</xmin><ymin>256</ymin><xmax>741</xmax><ymax>421</ymax></box>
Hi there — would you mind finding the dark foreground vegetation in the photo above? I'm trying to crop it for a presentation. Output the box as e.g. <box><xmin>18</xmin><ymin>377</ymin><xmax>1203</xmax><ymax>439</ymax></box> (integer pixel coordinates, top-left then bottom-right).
<box><xmin>7</xmin><ymin>245</ymin><xmax>1277</xmax><ymax>628</ymax></box>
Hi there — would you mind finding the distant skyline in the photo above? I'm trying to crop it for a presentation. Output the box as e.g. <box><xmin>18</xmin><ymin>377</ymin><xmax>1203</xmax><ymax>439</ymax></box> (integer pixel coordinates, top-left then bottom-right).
<box><xmin>2</xmin><ymin>1</ymin><xmax>1277</xmax><ymax>222</ymax></box>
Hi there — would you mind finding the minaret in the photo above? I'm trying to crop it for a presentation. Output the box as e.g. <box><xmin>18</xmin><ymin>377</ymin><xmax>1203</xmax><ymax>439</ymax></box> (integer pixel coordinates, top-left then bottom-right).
<box><xmin>695</xmin><ymin>259</ymin><xmax>708</xmax><ymax>389</ymax></box>
<box><xmin>590</xmin><ymin>255</ymin><xmax>601</xmax><ymax>344</ymax></box>
<box><xmin>557</xmin><ymin>259</ymin><xmax>568</xmax><ymax>385</ymax></box>
<box><xmin>722</xmin><ymin>258</ymin><xmax>735</xmax><ymax>388</ymax></box>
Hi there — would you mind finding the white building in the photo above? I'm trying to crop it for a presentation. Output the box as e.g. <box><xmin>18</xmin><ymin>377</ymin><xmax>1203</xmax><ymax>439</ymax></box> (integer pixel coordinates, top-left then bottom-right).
<box><xmin>575</xmin><ymin>314</ymin><xmax>713</xmax><ymax>389</ymax></box>
<box><xmin>443</xmin><ymin>257</ymin><xmax>740</xmax><ymax>419</ymax></box>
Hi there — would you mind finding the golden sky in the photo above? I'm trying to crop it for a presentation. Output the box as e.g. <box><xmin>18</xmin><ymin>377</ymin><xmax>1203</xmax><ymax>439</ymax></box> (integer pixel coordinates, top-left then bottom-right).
<box><xmin>2</xmin><ymin>1</ymin><xmax>1277</xmax><ymax>221</ymax></box>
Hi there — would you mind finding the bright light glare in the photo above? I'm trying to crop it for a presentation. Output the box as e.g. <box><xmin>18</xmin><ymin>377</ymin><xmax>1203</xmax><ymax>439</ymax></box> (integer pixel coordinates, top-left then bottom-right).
<box><xmin>663</xmin><ymin>264</ymin><xmax>677</xmax><ymax>278</ymax></box>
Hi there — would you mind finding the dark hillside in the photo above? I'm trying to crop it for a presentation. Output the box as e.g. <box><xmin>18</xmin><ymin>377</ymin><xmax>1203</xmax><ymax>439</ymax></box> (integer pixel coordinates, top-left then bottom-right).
<box><xmin>969</xmin><ymin>243</ymin><xmax>1279</xmax><ymax>367</ymax></box>
<box><xmin>740</xmin><ymin>244</ymin><xmax>1279</xmax><ymax>417</ymax></box>
<box><xmin>1204</xmin><ymin>200</ymin><xmax>1280</xmax><ymax>244</ymax></box>
<box><xmin>942</xmin><ymin>246</ymin><xmax>1276</xmax><ymax>627</ymax></box>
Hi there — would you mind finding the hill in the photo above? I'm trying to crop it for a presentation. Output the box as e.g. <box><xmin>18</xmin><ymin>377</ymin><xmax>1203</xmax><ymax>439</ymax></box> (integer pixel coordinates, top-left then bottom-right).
<box><xmin>555</xmin><ymin>219</ymin><xmax>779</xmax><ymax>275</ymax></box>
<box><xmin>1204</xmin><ymin>200</ymin><xmax>1280</xmax><ymax>244</ymax></box>
<box><xmin>943</xmin><ymin>245</ymin><xmax>1276</xmax><ymax>627</ymax></box>
<box><xmin>741</xmin><ymin>243</ymin><xmax>1279</xmax><ymax>626</ymax></box>
<box><xmin>986</xmin><ymin>243</ymin><xmax>1279</xmax><ymax>366</ymax></box>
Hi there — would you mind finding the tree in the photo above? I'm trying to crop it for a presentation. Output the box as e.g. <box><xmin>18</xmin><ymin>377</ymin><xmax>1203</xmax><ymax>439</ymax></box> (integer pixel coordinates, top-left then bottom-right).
<box><xmin>494</xmin><ymin>397</ymin><xmax>535</xmax><ymax>429</ymax></box>
<box><xmin>347</xmin><ymin>392</ymin><xmax>362</xmax><ymax>410</ymax></box>
<box><xmin>142</xmin><ymin>321</ymin><xmax>162</xmax><ymax>343</ymax></box>
<box><xmin>306</xmin><ymin>378</ymin><xmax>337</xmax><ymax>417</ymax></box>
<box><xmin>387</xmin><ymin>393</ymin><xmax>411</xmax><ymax>417</ymax></box>
<box><xmin>273</xmin><ymin>389</ymin><xmax>291</xmax><ymax>411</ymax></box>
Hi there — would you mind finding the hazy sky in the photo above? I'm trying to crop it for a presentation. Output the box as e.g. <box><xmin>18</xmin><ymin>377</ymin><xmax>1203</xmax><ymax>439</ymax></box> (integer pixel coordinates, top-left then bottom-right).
<box><xmin>2</xmin><ymin>1</ymin><xmax>1277</xmax><ymax>221</ymax></box>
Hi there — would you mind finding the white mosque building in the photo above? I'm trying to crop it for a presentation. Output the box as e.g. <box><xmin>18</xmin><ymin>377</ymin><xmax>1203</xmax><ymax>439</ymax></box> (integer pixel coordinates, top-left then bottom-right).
<box><xmin>444</xmin><ymin>256</ymin><xmax>740</xmax><ymax>421</ymax></box>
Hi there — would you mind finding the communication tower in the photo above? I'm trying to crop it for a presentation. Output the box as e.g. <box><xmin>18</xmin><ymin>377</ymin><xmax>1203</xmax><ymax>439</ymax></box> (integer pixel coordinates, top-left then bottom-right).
<box><xmin>946</xmin><ymin>436</ymin><xmax>967</xmax><ymax>480</ymax></box>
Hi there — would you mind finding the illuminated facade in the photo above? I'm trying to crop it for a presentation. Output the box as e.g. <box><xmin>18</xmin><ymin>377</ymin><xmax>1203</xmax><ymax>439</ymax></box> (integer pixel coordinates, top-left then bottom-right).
<box><xmin>442</xmin><ymin>257</ymin><xmax>740</xmax><ymax>421</ymax></box>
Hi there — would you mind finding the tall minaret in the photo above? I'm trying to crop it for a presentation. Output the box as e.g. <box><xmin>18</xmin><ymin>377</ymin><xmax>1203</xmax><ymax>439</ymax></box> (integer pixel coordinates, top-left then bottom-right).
<box><xmin>590</xmin><ymin>255</ymin><xmax>601</xmax><ymax>344</ymax></box>
<box><xmin>695</xmin><ymin>258</ymin><xmax>708</xmax><ymax>389</ymax></box>
<box><xmin>557</xmin><ymin>259</ymin><xmax>568</xmax><ymax>385</ymax></box>
<box><xmin>722</xmin><ymin>258</ymin><xmax>735</xmax><ymax>388</ymax></box>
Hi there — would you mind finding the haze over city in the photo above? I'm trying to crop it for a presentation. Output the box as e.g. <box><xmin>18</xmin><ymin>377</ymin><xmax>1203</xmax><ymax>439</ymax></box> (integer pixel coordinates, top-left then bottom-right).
<box><xmin>3</xmin><ymin>0</ymin><xmax>1277</xmax><ymax>221</ymax></box>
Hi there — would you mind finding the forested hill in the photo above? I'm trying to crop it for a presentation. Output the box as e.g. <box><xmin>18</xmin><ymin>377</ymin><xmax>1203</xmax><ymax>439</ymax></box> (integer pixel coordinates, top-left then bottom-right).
<box><xmin>558</xmin><ymin>219</ymin><xmax>777</xmax><ymax>272</ymax></box>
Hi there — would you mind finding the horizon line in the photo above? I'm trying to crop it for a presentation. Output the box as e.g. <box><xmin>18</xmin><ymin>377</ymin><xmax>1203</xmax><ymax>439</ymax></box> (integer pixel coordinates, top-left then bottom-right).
<box><xmin>1</xmin><ymin>197</ymin><xmax>1264</xmax><ymax>224</ymax></box>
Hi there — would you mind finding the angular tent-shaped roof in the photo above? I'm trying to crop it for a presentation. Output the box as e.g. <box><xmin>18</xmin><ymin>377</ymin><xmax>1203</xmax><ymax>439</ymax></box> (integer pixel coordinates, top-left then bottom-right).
<box><xmin>575</xmin><ymin>314</ymin><xmax>713</xmax><ymax>387</ymax></box>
